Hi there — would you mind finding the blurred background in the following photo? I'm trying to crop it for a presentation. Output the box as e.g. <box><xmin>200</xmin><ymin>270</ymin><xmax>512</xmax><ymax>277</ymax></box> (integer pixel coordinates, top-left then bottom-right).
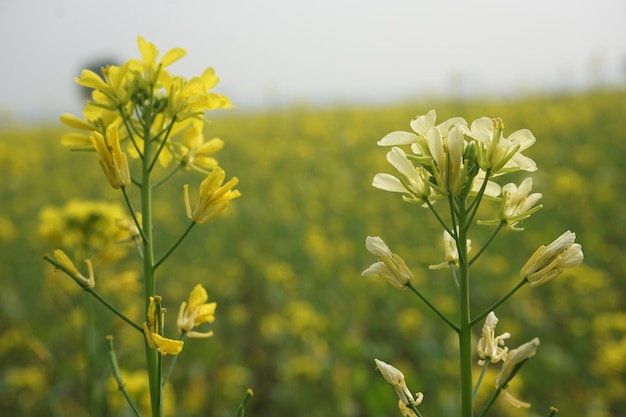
<box><xmin>1</xmin><ymin>1</ymin><xmax>625</xmax><ymax>417</ymax></box>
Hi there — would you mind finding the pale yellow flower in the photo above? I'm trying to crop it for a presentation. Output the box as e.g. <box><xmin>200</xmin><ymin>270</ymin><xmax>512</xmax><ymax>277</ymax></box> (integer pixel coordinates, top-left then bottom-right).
<box><xmin>495</xmin><ymin>337</ymin><xmax>540</xmax><ymax>388</ymax></box>
<box><xmin>520</xmin><ymin>231</ymin><xmax>584</xmax><ymax>287</ymax></box>
<box><xmin>469</xmin><ymin>117</ymin><xmax>537</xmax><ymax>174</ymax></box>
<box><xmin>429</xmin><ymin>229</ymin><xmax>471</xmax><ymax>270</ymax></box>
<box><xmin>374</xmin><ymin>359</ymin><xmax>423</xmax><ymax>406</ymax></box>
<box><xmin>479</xmin><ymin>177</ymin><xmax>543</xmax><ymax>230</ymax></box>
<box><xmin>372</xmin><ymin>147</ymin><xmax>431</xmax><ymax>202</ymax></box>
<box><xmin>362</xmin><ymin>236</ymin><xmax>413</xmax><ymax>290</ymax></box>
<box><xmin>476</xmin><ymin>312</ymin><xmax>510</xmax><ymax>365</ymax></box>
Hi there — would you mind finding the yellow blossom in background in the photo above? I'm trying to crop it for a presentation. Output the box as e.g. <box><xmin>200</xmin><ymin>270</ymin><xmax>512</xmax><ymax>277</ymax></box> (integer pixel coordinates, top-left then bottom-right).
<box><xmin>184</xmin><ymin>167</ymin><xmax>241</xmax><ymax>224</ymax></box>
<box><xmin>177</xmin><ymin>284</ymin><xmax>217</xmax><ymax>338</ymax></box>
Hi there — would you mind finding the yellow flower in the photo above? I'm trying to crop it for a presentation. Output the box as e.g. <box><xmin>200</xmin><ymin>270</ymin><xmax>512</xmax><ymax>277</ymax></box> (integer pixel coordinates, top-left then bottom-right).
<box><xmin>133</xmin><ymin>36</ymin><xmax>186</xmax><ymax>86</ymax></box>
<box><xmin>362</xmin><ymin>236</ymin><xmax>413</xmax><ymax>290</ymax></box>
<box><xmin>520</xmin><ymin>230</ymin><xmax>584</xmax><ymax>287</ymax></box>
<box><xmin>49</xmin><ymin>249</ymin><xmax>95</xmax><ymax>289</ymax></box>
<box><xmin>143</xmin><ymin>296</ymin><xmax>184</xmax><ymax>356</ymax></box>
<box><xmin>170</xmin><ymin>120</ymin><xmax>224</xmax><ymax>173</ymax></box>
<box><xmin>177</xmin><ymin>284</ymin><xmax>217</xmax><ymax>338</ymax></box>
<box><xmin>476</xmin><ymin>312</ymin><xmax>510</xmax><ymax>365</ymax></box>
<box><xmin>374</xmin><ymin>359</ymin><xmax>423</xmax><ymax>406</ymax></box>
<box><xmin>184</xmin><ymin>167</ymin><xmax>241</xmax><ymax>224</ymax></box>
<box><xmin>90</xmin><ymin>124</ymin><xmax>131</xmax><ymax>189</ymax></box>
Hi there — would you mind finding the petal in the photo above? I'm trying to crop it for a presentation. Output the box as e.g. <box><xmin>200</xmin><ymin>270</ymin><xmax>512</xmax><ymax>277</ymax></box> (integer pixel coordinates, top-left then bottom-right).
<box><xmin>377</xmin><ymin>131</ymin><xmax>419</xmax><ymax>146</ymax></box>
<box><xmin>409</xmin><ymin>109</ymin><xmax>436</xmax><ymax>135</ymax></box>
<box><xmin>161</xmin><ymin>47</ymin><xmax>186</xmax><ymax>68</ymax></box>
<box><xmin>372</xmin><ymin>173</ymin><xmax>407</xmax><ymax>193</ymax></box>
<box><xmin>508</xmin><ymin>129</ymin><xmax>536</xmax><ymax>151</ymax></box>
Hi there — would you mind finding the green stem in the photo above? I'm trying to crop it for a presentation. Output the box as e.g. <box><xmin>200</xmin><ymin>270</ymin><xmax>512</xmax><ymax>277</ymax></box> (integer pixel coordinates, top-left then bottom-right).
<box><xmin>140</xmin><ymin>104</ymin><xmax>161</xmax><ymax>417</ymax></box>
<box><xmin>470</xmin><ymin>278</ymin><xmax>528</xmax><ymax>327</ymax></box>
<box><xmin>473</xmin><ymin>359</ymin><xmax>490</xmax><ymax>401</ymax></box>
<box><xmin>425</xmin><ymin>199</ymin><xmax>455</xmax><ymax>237</ymax></box>
<box><xmin>466</xmin><ymin>169</ymin><xmax>491</xmax><ymax>228</ymax></box>
<box><xmin>406</xmin><ymin>282</ymin><xmax>459</xmax><ymax>333</ymax></box>
<box><xmin>469</xmin><ymin>221</ymin><xmax>505</xmax><ymax>266</ymax></box>
<box><xmin>148</xmin><ymin>118</ymin><xmax>177</xmax><ymax>172</ymax></box>
<box><xmin>107</xmin><ymin>336</ymin><xmax>143</xmax><ymax>417</ymax></box>
<box><xmin>236</xmin><ymin>389</ymin><xmax>255</xmax><ymax>417</ymax></box>
<box><xmin>161</xmin><ymin>333</ymin><xmax>186</xmax><ymax>389</ymax></box>
<box><xmin>152</xmin><ymin>165</ymin><xmax>182</xmax><ymax>189</ymax></box>
<box><xmin>154</xmin><ymin>222</ymin><xmax>196</xmax><ymax>270</ymax></box>
<box><xmin>42</xmin><ymin>255</ymin><xmax>144</xmax><ymax>333</ymax></box>
<box><xmin>478</xmin><ymin>387</ymin><xmax>501</xmax><ymax>417</ymax></box>
<box><xmin>121</xmin><ymin>186</ymin><xmax>149</xmax><ymax>243</ymax></box>
<box><xmin>456</xmin><ymin>205</ymin><xmax>474</xmax><ymax>417</ymax></box>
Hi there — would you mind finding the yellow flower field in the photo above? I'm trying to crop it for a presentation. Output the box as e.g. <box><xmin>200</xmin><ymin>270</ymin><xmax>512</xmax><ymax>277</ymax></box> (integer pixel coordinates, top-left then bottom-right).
<box><xmin>1</xmin><ymin>88</ymin><xmax>625</xmax><ymax>416</ymax></box>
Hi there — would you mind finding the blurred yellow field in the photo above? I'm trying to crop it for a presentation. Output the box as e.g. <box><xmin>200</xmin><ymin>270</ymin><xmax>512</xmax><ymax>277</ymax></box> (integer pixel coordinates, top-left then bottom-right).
<box><xmin>1</xmin><ymin>89</ymin><xmax>625</xmax><ymax>416</ymax></box>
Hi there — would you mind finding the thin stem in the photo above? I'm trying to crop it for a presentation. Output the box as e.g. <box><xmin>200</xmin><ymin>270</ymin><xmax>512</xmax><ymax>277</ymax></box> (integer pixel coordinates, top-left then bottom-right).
<box><xmin>466</xmin><ymin>169</ymin><xmax>491</xmax><ymax>228</ymax></box>
<box><xmin>456</xmin><ymin>205</ymin><xmax>474</xmax><ymax>417</ymax></box>
<box><xmin>107</xmin><ymin>336</ymin><xmax>143</xmax><ymax>417</ymax></box>
<box><xmin>236</xmin><ymin>389</ymin><xmax>255</xmax><ymax>417</ymax></box>
<box><xmin>140</xmin><ymin>99</ymin><xmax>161</xmax><ymax>417</ymax></box>
<box><xmin>473</xmin><ymin>360</ymin><xmax>491</xmax><ymax>401</ymax></box>
<box><xmin>152</xmin><ymin>165</ymin><xmax>182</xmax><ymax>189</ymax></box>
<box><xmin>407</xmin><ymin>403</ymin><xmax>424</xmax><ymax>417</ymax></box>
<box><xmin>161</xmin><ymin>333</ymin><xmax>186</xmax><ymax>388</ymax></box>
<box><xmin>148</xmin><ymin>118</ymin><xmax>177</xmax><ymax>173</ymax></box>
<box><xmin>406</xmin><ymin>282</ymin><xmax>459</xmax><ymax>333</ymax></box>
<box><xmin>425</xmin><ymin>199</ymin><xmax>455</xmax><ymax>238</ymax></box>
<box><xmin>478</xmin><ymin>387</ymin><xmax>501</xmax><ymax>417</ymax></box>
<box><xmin>121</xmin><ymin>186</ymin><xmax>149</xmax><ymax>243</ymax></box>
<box><xmin>471</xmin><ymin>278</ymin><xmax>528</xmax><ymax>327</ymax></box>
<box><xmin>469</xmin><ymin>221</ymin><xmax>505</xmax><ymax>266</ymax></box>
<box><xmin>42</xmin><ymin>255</ymin><xmax>144</xmax><ymax>333</ymax></box>
<box><xmin>546</xmin><ymin>406</ymin><xmax>559</xmax><ymax>417</ymax></box>
<box><xmin>154</xmin><ymin>222</ymin><xmax>196</xmax><ymax>270</ymax></box>
<box><xmin>119</xmin><ymin>108</ymin><xmax>143</xmax><ymax>160</ymax></box>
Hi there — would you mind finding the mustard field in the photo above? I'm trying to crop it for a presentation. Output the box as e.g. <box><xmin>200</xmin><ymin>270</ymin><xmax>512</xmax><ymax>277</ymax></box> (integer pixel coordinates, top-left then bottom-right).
<box><xmin>1</xmin><ymin>89</ymin><xmax>625</xmax><ymax>417</ymax></box>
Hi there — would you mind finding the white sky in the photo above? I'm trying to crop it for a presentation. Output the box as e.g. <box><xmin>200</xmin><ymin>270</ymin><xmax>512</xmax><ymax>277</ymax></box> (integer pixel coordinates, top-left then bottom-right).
<box><xmin>1</xmin><ymin>0</ymin><xmax>625</xmax><ymax>120</ymax></box>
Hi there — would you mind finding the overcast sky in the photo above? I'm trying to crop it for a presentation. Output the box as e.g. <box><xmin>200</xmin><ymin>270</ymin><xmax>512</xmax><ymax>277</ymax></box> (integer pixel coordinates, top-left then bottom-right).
<box><xmin>1</xmin><ymin>0</ymin><xmax>625</xmax><ymax>120</ymax></box>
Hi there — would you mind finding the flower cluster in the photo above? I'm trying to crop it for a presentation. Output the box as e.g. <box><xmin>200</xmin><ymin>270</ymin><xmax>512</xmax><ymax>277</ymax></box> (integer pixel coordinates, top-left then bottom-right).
<box><xmin>60</xmin><ymin>36</ymin><xmax>234</xmax><ymax>182</ymax></box>
<box><xmin>373</xmin><ymin>110</ymin><xmax>540</xmax><ymax>222</ymax></box>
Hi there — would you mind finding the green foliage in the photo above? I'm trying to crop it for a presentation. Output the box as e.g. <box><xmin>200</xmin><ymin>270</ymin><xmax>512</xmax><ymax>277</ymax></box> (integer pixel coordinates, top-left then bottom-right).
<box><xmin>1</xmin><ymin>89</ymin><xmax>625</xmax><ymax>416</ymax></box>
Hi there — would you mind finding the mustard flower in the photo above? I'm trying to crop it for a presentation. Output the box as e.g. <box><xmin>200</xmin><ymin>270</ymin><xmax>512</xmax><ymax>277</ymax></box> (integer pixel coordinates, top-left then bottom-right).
<box><xmin>476</xmin><ymin>312</ymin><xmax>510</xmax><ymax>365</ymax></box>
<box><xmin>177</xmin><ymin>284</ymin><xmax>217</xmax><ymax>338</ymax></box>
<box><xmin>362</xmin><ymin>236</ymin><xmax>413</xmax><ymax>290</ymax></box>
<box><xmin>372</xmin><ymin>147</ymin><xmax>431</xmax><ymax>202</ymax></box>
<box><xmin>171</xmin><ymin>120</ymin><xmax>224</xmax><ymax>172</ymax></box>
<box><xmin>429</xmin><ymin>228</ymin><xmax>471</xmax><ymax>270</ymax></box>
<box><xmin>184</xmin><ymin>167</ymin><xmax>241</xmax><ymax>224</ymax></box>
<box><xmin>90</xmin><ymin>124</ymin><xmax>131</xmax><ymax>189</ymax></box>
<box><xmin>75</xmin><ymin>62</ymin><xmax>133</xmax><ymax>108</ymax></box>
<box><xmin>143</xmin><ymin>296</ymin><xmax>184</xmax><ymax>356</ymax></box>
<box><xmin>495</xmin><ymin>337</ymin><xmax>540</xmax><ymax>409</ymax></box>
<box><xmin>377</xmin><ymin>109</ymin><xmax>467</xmax><ymax>146</ymax></box>
<box><xmin>469</xmin><ymin>117</ymin><xmax>537</xmax><ymax>174</ymax></box>
<box><xmin>132</xmin><ymin>36</ymin><xmax>186</xmax><ymax>86</ymax></box>
<box><xmin>520</xmin><ymin>230</ymin><xmax>584</xmax><ymax>287</ymax></box>
<box><xmin>374</xmin><ymin>359</ymin><xmax>423</xmax><ymax>406</ymax></box>
<box><xmin>478</xmin><ymin>178</ymin><xmax>543</xmax><ymax>230</ymax></box>
<box><xmin>50</xmin><ymin>249</ymin><xmax>95</xmax><ymax>289</ymax></box>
